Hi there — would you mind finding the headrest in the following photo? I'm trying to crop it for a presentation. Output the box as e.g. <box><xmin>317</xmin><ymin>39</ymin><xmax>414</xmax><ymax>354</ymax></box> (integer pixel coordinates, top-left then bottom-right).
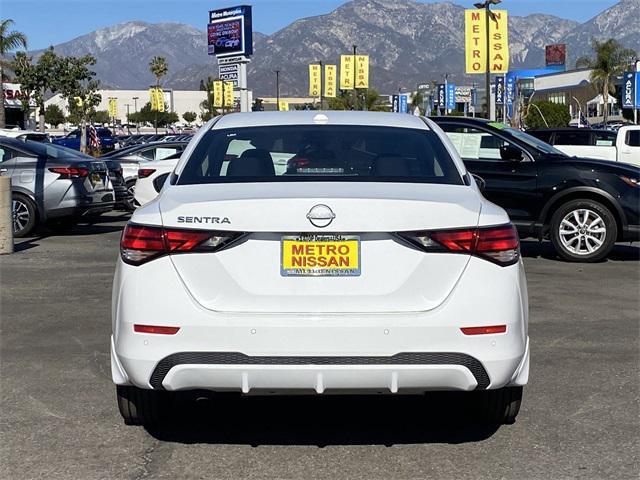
<box><xmin>227</xmin><ymin>149</ymin><xmax>275</xmax><ymax>177</ymax></box>
<box><xmin>371</xmin><ymin>155</ymin><xmax>410</xmax><ymax>176</ymax></box>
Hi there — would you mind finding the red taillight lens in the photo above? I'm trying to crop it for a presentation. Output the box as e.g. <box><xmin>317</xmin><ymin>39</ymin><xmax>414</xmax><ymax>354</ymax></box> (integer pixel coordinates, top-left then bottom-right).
<box><xmin>120</xmin><ymin>223</ymin><xmax>244</xmax><ymax>266</ymax></box>
<box><xmin>134</xmin><ymin>324</ymin><xmax>180</xmax><ymax>335</ymax></box>
<box><xmin>399</xmin><ymin>224</ymin><xmax>519</xmax><ymax>266</ymax></box>
<box><xmin>49</xmin><ymin>167</ymin><xmax>89</xmax><ymax>178</ymax></box>
<box><xmin>461</xmin><ymin>325</ymin><xmax>507</xmax><ymax>335</ymax></box>
<box><xmin>138</xmin><ymin>168</ymin><xmax>156</xmax><ymax>178</ymax></box>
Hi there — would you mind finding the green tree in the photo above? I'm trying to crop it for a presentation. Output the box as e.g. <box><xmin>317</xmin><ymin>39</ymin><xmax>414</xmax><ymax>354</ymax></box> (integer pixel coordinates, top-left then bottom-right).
<box><xmin>149</xmin><ymin>56</ymin><xmax>168</xmax><ymax>133</ymax></box>
<box><xmin>129</xmin><ymin>102</ymin><xmax>177</xmax><ymax>127</ymax></box>
<box><xmin>0</xmin><ymin>19</ymin><xmax>27</xmax><ymax>128</ymax></box>
<box><xmin>327</xmin><ymin>89</ymin><xmax>388</xmax><ymax>112</ymax></box>
<box><xmin>576</xmin><ymin>39</ymin><xmax>636</xmax><ymax>126</ymax></box>
<box><xmin>524</xmin><ymin>101</ymin><xmax>571</xmax><ymax>129</ymax></box>
<box><xmin>44</xmin><ymin>104</ymin><xmax>65</xmax><ymax>128</ymax></box>
<box><xmin>91</xmin><ymin>110</ymin><xmax>110</xmax><ymax>125</ymax></box>
<box><xmin>12</xmin><ymin>48</ymin><xmax>60</xmax><ymax>132</ymax></box>
<box><xmin>182</xmin><ymin>111</ymin><xmax>197</xmax><ymax>125</ymax></box>
<box><xmin>55</xmin><ymin>54</ymin><xmax>101</xmax><ymax>152</ymax></box>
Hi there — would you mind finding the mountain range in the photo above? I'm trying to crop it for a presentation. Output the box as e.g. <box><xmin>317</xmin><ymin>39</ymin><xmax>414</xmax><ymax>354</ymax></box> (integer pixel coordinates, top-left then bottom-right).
<box><xmin>33</xmin><ymin>0</ymin><xmax>640</xmax><ymax>96</ymax></box>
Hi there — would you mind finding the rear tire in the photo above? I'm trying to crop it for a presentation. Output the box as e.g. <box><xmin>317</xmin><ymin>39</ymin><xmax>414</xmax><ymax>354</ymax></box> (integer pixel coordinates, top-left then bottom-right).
<box><xmin>550</xmin><ymin>199</ymin><xmax>617</xmax><ymax>262</ymax></box>
<box><xmin>124</xmin><ymin>180</ymin><xmax>136</xmax><ymax>211</ymax></box>
<box><xmin>474</xmin><ymin>386</ymin><xmax>523</xmax><ymax>425</ymax></box>
<box><xmin>116</xmin><ymin>385</ymin><xmax>168</xmax><ymax>426</ymax></box>
<box><xmin>12</xmin><ymin>193</ymin><xmax>37</xmax><ymax>238</ymax></box>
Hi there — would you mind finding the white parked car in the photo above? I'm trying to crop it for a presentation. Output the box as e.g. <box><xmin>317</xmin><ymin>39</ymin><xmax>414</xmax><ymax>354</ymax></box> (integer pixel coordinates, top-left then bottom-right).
<box><xmin>133</xmin><ymin>155</ymin><xmax>179</xmax><ymax>207</ymax></box>
<box><xmin>112</xmin><ymin>111</ymin><xmax>529</xmax><ymax>426</ymax></box>
<box><xmin>528</xmin><ymin>126</ymin><xmax>640</xmax><ymax>166</ymax></box>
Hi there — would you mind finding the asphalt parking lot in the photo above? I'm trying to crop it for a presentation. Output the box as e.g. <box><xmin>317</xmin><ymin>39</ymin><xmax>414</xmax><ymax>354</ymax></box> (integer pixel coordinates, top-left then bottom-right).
<box><xmin>1</xmin><ymin>211</ymin><xmax>639</xmax><ymax>480</ymax></box>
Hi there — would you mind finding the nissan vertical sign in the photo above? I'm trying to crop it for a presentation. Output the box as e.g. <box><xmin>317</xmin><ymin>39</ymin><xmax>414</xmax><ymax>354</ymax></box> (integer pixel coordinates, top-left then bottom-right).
<box><xmin>208</xmin><ymin>5</ymin><xmax>253</xmax><ymax>57</ymax></box>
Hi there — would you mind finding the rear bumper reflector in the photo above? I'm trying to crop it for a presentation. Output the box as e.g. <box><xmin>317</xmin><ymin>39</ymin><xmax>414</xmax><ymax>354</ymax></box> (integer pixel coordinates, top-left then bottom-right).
<box><xmin>460</xmin><ymin>325</ymin><xmax>507</xmax><ymax>335</ymax></box>
<box><xmin>134</xmin><ymin>324</ymin><xmax>180</xmax><ymax>335</ymax></box>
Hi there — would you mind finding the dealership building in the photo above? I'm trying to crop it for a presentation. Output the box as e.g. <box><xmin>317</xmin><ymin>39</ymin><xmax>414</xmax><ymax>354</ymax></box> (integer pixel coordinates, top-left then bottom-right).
<box><xmin>532</xmin><ymin>68</ymin><xmax>624</xmax><ymax>124</ymax></box>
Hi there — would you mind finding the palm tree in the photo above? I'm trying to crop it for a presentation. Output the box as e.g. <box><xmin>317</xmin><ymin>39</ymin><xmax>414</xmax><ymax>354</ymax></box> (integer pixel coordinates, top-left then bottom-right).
<box><xmin>576</xmin><ymin>39</ymin><xmax>636</xmax><ymax>126</ymax></box>
<box><xmin>149</xmin><ymin>56</ymin><xmax>168</xmax><ymax>88</ymax></box>
<box><xmin>0</xmin><ymin>19</ymin><xmax>27</xmax><ymax>128</ymax></box>
<box><xmin>410</xmin><ymin>91</ymin><xmax>425</xmax><ymax>115</ymax></box>
<box><xmin>149</xmin><ymin>56</ymin><xmax>168</xmax><ymax>133</ymax></box>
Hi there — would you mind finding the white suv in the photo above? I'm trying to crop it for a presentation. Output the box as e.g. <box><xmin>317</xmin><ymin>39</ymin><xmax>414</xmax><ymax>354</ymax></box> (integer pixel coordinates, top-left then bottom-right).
<box><xmin>111</xmin><ymin>112</ymin><xmax>529</xmax><ymax>426</ymax></box>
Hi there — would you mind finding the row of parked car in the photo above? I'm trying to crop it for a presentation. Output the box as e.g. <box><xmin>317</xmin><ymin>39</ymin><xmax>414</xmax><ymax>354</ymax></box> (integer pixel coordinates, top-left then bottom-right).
<box><xmin>0</xmin><ymin>135</ymin><xmax>189</xmax><ymax>237</ymax></box>
<box><xmin>1</xmin><ymin>119</ymin><xmax>638</xmax><ymax>262</ymax></box>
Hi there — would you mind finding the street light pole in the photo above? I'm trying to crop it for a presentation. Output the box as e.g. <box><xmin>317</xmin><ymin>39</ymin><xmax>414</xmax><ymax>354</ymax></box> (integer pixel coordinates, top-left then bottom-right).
<box><xmin>352</xmin><ymin>44</ymin><xmax>358</xmax><ymax>111</ymax></box>
<box><xmin>274</xmin><ymin>70</ymin><xmax>280</xmax><ymax>111</ymax></box>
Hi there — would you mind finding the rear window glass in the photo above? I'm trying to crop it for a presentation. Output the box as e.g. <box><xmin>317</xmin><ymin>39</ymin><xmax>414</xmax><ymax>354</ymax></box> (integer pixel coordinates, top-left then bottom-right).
<box><xmin>553</xmin><ymin>131</ymin><xmax>591</xmax><ymax>146</ymax></box>
<box><xmin>626</xmin><ymin>130</ymin><xmax>640</xmax><ymax>147</ymax></box>
<box><xmin>178</xmin><ymin>125</ymin><xmax>462</xmax><ymax>185</ymax></box>
<box><xmin>594</xmin><ymin>131</ymin><xmax>616</xmax><ymax>147</ymax></box>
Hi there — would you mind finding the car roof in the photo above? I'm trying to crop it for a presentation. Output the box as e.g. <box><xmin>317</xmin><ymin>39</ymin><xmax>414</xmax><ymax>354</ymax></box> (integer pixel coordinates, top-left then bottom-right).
<box><xmin>527</xmin><ymin>127</ymin><xmax>611</xmax><ymax>133</ymax></box>
<box><xmin>212</xmin><ymin>111</ymin><xmax>431</xmax><ymax>130</ymax></box>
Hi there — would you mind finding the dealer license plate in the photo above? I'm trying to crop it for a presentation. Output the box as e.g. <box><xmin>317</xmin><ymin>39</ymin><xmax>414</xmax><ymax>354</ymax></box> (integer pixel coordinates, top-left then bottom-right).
<box><xmin>281</xmin><ymin>234</ymin><xmax>361</xmax><ymax>277</ymax></box>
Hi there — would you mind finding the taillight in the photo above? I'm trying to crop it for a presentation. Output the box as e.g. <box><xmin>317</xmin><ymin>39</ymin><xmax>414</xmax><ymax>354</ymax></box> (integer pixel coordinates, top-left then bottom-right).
<box><xmin>49</xmin><ymin>167</ymin><xmax>89</xmax><ymax>178</ymax></box>
<box><xmin>138</xmin><ymin>168</ymin><xmax>156</xmax><ymax>178</ymax></box>
<box><xmin>120</xmin><ymin>223</ymin><xmax>244</xmax><ymax>266</ymax></box>
<box><xmin>399</xmin><ymin>224</ymin><xmax>519</xmax><ymax>266</ymax></box>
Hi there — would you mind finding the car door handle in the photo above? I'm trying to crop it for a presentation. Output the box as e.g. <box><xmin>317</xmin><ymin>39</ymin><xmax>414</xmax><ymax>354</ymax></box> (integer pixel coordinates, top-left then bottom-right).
<box><xmin>0</xmin><ymin>168</ymin><xmax>8</xmax><ymax>173</ymax></box>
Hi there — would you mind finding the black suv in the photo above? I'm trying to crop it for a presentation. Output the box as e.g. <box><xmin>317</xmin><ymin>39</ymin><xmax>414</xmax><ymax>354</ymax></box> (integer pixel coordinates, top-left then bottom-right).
<box><xmin>431</xmin><ymin>117</ymin><xmax>639</xmax><ymax>262</ymax></box>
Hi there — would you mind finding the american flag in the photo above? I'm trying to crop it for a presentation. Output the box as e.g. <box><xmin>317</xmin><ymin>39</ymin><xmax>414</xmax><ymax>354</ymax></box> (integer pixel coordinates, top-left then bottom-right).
<box><xmin>88</xmin><ymin>125</ymin><xmax>100</xmax><ymax>150</ymax></box>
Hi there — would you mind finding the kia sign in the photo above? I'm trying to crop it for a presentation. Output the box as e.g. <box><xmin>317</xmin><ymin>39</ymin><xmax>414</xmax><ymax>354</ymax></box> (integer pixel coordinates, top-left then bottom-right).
<box><xmin>208</xmin><ymin>5</ymin><xmax>253</xmax><ymax>57</ymax></box>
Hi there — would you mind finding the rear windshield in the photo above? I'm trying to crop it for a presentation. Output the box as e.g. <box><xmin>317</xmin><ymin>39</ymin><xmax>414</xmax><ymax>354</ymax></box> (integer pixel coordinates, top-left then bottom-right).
<box><xmin>178</xmin><ymin>125</ymin><xmax>462</xmax><ymax>185</ymax></box>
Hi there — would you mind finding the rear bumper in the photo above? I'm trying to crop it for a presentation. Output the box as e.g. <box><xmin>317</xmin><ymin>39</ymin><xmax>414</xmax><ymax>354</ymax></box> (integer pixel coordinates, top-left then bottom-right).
<box><xmin>47</xmin><ymin>201</ymin><xmax>115</xmax><ymax>219</ymax></box>
<box><xmin>111</xmin><ymin>256</ymin><xmax>530</xmax><ymax>393</ymax></box>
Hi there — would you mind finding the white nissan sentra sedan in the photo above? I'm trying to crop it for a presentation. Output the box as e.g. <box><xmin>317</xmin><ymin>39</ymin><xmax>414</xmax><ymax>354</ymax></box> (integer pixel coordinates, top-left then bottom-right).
<box><xmin>111</xmin><ymin>111</ymin><xmax>529</xmax><ymax>426</ymax></box>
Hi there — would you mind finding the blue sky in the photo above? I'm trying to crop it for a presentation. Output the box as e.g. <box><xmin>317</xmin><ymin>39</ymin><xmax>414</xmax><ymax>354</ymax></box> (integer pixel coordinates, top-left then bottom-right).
<box><xmin>5</xmin><ymin>0</ymin><xmax>620</xmax><ymax>50</ymax></box>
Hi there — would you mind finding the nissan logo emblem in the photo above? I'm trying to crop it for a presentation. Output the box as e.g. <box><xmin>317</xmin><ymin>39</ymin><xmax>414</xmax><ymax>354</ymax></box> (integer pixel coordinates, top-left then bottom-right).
<box><xmin>306</xmin><ymin>204</ymin><xmax>335</xmax><ymax>228</ymax></box>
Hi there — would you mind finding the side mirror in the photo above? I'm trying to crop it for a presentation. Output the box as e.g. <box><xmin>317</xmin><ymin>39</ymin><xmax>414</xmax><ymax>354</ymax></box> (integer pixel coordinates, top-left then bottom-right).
<box><xmin>500</xmin><ymin>145</ymin><xmax>524</xmax><ymax>162</ymax></box>
<box><xmin>471</xmin><ymin>173</ymin><xmax>486</xmax><ymax>191</ymax></box>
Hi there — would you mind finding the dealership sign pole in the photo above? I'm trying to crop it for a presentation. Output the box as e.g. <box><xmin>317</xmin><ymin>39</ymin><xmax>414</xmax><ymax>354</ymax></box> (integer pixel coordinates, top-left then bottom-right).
<box><xmin>208</xmin><ymin>6</ymin><xmax>253</xmax><ymax>113</ymax></box>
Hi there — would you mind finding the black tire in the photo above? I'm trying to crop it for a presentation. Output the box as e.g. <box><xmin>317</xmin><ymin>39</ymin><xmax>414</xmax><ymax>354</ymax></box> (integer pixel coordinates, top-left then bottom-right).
<box><xmin>124</xmin><ymin>180</ymin><xmax>136</xmax><ymax>211</ymax></box>
<box><xmin>116</xmin><ymin>385</ymin><xmax>168</xmax><ymax>426</ymax></box>
<box><xmin>475</xmin><ymin>386</ymin><xmax>523</xmax><ymax>425</ymax></box>
<box><xmin>549</xmin><ymin>199</ymin><xmax>617</xmax><ymax>262</ymax></box>
<box><xmin>12</xmin><ymin>193</ymin><xmax>37</xmax><ymax>238</ymax></box>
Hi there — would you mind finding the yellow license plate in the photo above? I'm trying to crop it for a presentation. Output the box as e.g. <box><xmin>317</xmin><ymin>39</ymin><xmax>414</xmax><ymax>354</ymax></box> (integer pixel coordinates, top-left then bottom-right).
<box><xmin>281</xmin><ymin>235</ymin><xmax>361</xmax><ymax>277</ymax></box>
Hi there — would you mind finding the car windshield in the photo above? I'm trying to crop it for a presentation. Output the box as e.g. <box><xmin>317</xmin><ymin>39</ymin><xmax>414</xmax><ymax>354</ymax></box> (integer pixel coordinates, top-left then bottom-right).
<box><xmin>178</xmin><ymin>125</ymin><xmax>463</xmax><ymax>185</ymax></box>
<box><xmin>493</xmin><ymin>124</ymin><xmax>566</xmax><ymax>155</ymax></box>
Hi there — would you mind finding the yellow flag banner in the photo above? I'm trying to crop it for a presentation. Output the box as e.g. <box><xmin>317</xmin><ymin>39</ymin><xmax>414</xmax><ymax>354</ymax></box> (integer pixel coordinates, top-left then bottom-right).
<box><xmin>213</xmin><ymin>81</ymin><xmax>223</xmax><ymax>108</ymax></box>
<box><xmin>465</xmin><ymin>9</ymin><xmax>487</xmax><ymax>74</ymax></box>
<box><xmin>324</xmin><ymin>65</ymin><xmax>337</xmax><ymax>98</ymax></box>
<box><xmin>279</xmin><ymin>100</ymin><xmax>289</xmax><ymax>111</ymax></box>
<box><xmin>108</xmin><ymin>98</ymin><xmax>117</xmax><ymax>117</ymax></box>
<box><xmin>489</xmin><ymin>10</ymin><xmax>509</xmax><ymax>73</ymax></box>
<box><xmin>340</xmin><ymin>55</ymin><xmax>354</xmax><ymax>90</ymax></box>
<box><xmin>309</xmin><ymin>64</ymin><xmax>321</xmax><ymax>97</ymax></box>
<box><xmin>149</xmin><ymin>88</ymin><xmax>158</xmax><ymax>110</ymax></box>
<box><xmin>355</xmin><ymin>55</ymin><xmax>369</xmax><ymax>89</ymax></box>
<box><xmin>224</xmin><ymin>81</ymin><xmax>234</xmax><ymax>108</ymax></box>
